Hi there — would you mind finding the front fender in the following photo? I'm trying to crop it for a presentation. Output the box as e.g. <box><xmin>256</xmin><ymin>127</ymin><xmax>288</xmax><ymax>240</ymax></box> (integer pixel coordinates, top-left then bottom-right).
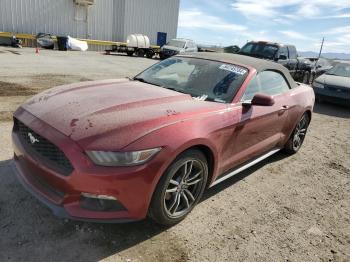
<box><xmin>122</xmin><ymin>112</ymin><xmax>230</xmax><ymax>202</ymax></box>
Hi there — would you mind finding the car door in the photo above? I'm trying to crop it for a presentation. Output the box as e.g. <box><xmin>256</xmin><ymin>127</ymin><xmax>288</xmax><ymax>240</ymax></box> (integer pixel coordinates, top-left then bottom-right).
<box><xmin>185</xmin><ymin>41</ymin><xmax>194</xmax><ymax>53</ymax></box>
<box><xmin>220</xmin><ymin>70</ymin><xmax>291</xmax><ymax>173</ymax></box>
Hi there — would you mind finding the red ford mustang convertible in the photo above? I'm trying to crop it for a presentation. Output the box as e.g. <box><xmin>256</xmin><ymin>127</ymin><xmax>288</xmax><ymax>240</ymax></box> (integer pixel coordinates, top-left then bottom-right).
<box><xmin>12</xmin><ymin>53</ymin><xmax>315</xmax><ymax>225</ymax></box>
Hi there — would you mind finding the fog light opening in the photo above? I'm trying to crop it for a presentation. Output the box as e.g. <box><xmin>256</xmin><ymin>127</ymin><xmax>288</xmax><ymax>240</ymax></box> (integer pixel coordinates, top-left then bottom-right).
<box><xmin>80</xmin><ymin>193</ymin><xmax>127</xmax><ymax>212</ymax></box>
<box><xmin>81</xmin><ymin>192</ymin><xmax>117</xmax><ymax>201</ymax></box>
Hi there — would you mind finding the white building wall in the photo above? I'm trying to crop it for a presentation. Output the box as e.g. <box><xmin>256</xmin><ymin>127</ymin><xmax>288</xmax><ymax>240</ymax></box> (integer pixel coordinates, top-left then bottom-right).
<box><xmin>123</xmin><ymin>0</ymin><xmax>180</xmax><ymax>44</ymax></box>
<box><xmin>0</xmin><ymin>0</ymin><xmax>115</xmax><ymax>40</ymax></box>
<box><xmin>0</xmin><ymin>0</ymin><xmax>179</xmax><ymax>45</ymax></box>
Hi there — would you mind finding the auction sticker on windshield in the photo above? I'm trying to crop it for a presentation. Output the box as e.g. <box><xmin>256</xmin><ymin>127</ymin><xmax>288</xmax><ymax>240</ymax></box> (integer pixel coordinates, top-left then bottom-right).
<box><xmin>219</xmin><ymin>64</ymin><xmax>247</xmax><ymax>75</ymax></box>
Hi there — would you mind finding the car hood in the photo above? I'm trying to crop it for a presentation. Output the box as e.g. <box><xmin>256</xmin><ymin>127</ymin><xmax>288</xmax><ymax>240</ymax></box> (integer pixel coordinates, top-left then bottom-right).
<box><xmin>22</xmin><ymin>79</ymin><xmax>225</xmax><ymax>150</ymax></box>
<box><xmin>316</xmin><ymin>74</ymin><xmax>350</xmax><ymax>88</ymax></box>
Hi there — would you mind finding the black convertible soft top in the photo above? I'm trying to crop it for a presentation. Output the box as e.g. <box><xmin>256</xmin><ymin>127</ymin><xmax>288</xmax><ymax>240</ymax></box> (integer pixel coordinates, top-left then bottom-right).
<box><xmin>178</xmin><ymin>52</ymin><xmax>298</xmax><ymax>88</ymax></box>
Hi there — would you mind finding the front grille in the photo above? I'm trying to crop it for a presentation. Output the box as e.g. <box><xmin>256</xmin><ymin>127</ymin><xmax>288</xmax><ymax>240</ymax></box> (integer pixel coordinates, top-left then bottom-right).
<box><xmin>14</xmin><ymin>118</ymin><xmax>74</xmax><ymax>176</ymax></box>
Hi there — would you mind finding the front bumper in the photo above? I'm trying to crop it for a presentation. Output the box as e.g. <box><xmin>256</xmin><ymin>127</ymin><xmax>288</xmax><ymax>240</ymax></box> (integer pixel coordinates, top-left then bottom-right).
<box><xmin>313</xmin><ymin>87</ymin><xmax>350</xmax><ymax>106</ymax></box>
<box><xmin>12</xmin><ymin>108</ymin><xmax>164</xmax><ymax>223</ymax></box>
<box><xmin>11</xmin><ymin>161</ymin><xmax>135</xmax><ymax>223</ymax></box>
<box><xmin>160</xmin><ymin>50</ymin><xmax>178</xmax><ymax>59</ymax></box>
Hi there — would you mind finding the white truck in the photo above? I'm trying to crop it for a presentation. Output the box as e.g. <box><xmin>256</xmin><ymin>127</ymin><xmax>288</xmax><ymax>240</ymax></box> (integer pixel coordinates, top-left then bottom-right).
<box><xmin>105</xmin><ymin>34</ymin><xmax>160</xmax><ymax>59</ymax></box>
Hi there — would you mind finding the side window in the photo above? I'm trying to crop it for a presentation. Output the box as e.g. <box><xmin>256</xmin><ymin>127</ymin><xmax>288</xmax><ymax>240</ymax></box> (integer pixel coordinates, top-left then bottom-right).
<box><xmin>241</xmin><ymin>76</ymin><xmax>260</xmax><ymax>101</ymax></box>
<box><xmin>259</xmin><ymin>71</ymin><xmax>290</xmax><ymax>96</ymax></box>
<box><xmin>288</xmin><ymin>46</ymin><xmax>297</xmax><ymax>59</ymax></box>
<box><xmin>278</xmin><ymin>46</ymin><xmax>288</xmax><ymax>59</ymax></box>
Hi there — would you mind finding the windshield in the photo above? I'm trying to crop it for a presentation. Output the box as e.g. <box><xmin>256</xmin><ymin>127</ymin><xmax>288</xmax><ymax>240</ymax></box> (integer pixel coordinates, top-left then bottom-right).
<box><xmin>167</xmin><ymin>40</ymin><xmax>186</xmax><ymax>48</ymax></box>
<box><xmin>135</xmin><ymin>57</ymin><xmax>248</xmax><ymax>103</ymax></box>
<box><xmin>325</xmin><ymin>63</ymin><xmax>350</xmax><ymax>78</ymax></box>
<box><xmin>239</xmin><ymin>43</ymin><xmax>278</xmax><ymax>59</ymax></box>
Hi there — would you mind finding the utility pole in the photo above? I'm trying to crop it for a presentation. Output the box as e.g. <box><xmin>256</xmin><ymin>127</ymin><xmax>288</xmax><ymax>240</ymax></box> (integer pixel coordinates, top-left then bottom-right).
<box><xmin>314</xmin><ymin>37</ymin><xmax>324</xmax><ymax>70</ymax></box>
<box><xmin>318</xmin><ymin>37</ymin><xmax>324</xmax><ymax>60</ymax></box>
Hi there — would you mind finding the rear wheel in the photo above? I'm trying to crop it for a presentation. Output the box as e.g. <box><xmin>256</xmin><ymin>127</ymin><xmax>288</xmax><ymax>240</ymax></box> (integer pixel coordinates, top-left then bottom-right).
<box><xmin>136</xmin><ymin>49</ymin><xmax>145</xmax><ymax>57</ymax></box>
<box><xmin>310</xmin><ymin>72</ymin><xmax>316</xmax><ymax>84</ymax></box>
<box><xmin>146</xmin><ymin>49</ymin><xmax>155</xmax><ymax>59</ymax></box>
<box><xmin>126</xmin><ymin>51</ymin><xmax>134</xmax><ymax>56</ymax></box>
<box><xmin>303</xmin><ymin>71</ymin><xmax>310</xmax><ymax>84</ymax></box>
<box><xmin>284</xmin><ymin>113</ymin><xmax>310</xmax><ymax>154</ymax></box>
<box><xmin>149</xmin><ymin>149</ymin><xmax>208</xmax><ymax>226</ymax></box>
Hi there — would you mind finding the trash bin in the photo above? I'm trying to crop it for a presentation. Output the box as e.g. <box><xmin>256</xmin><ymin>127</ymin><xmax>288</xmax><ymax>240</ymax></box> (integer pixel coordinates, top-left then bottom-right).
<box><xmin>157</xmin><ymin>32</ymin><xmax>167</xmax><ymax>47</ymax></box>
<box><xmin>57</xmin><ymin>36</ymin><xmax>68</xmax><ymax>51</ymax></box>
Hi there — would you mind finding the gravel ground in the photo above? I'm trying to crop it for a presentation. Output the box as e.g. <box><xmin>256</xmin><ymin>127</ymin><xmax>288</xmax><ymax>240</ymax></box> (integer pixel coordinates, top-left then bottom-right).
<box><xmin>0</xmin><ymin>47</ymin><xmax>349</xmax><ymax>262</ymax></box>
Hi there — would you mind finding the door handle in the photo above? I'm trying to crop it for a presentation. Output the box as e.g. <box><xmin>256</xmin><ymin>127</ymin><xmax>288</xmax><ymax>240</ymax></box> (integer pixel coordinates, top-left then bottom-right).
<box><xmin>278</xmin><ymin>105</ymin><xmax>289</xmax><ymax>115</ymax></box>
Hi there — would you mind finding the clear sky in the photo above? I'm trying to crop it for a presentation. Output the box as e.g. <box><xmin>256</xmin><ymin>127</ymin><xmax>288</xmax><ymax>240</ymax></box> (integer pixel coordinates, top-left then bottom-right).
<box><xmin>177</xmin><ymin>0</ymin><xmax>350</xmax><ymax>53</ymax></box>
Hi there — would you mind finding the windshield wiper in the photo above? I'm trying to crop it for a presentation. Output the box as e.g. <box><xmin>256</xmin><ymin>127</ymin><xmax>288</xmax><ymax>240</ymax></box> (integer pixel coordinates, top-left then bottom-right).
<box><xmin>133</xmin><ymin>77</ymin><xmax>163</xmax><ymax>87</ymax></box>
<box><xmin>164</xmin><ymin>87</ymin><xmax>188</xmax><ymax>94</ymax></box>
<box><xmin>133</xmin><ymin>77</ymin><xmax>149</xmax><ymax>83</ymax></box>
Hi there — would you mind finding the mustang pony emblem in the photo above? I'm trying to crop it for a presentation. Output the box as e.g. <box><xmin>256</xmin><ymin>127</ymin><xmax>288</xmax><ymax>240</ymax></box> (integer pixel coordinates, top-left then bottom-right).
<box><xmin>28</xmin><ymin>132</ymin><xmax>39</xmax><ymax>144</ymax></box>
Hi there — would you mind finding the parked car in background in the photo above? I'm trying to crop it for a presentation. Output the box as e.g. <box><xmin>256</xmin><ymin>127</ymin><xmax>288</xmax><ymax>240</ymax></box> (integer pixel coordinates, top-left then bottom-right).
<box><xmin>12</xmin><ymin>53</ymin><xmax>314</xmax><ymax>226</ymax></box>
<box><xmin>312</xmin><ymin>62</ymin><xmax>350</xmax><ymax>106</ymax></box>
<box><xmin>239</xmin><ymin>41</ymin><xmax>312</xmax><ymax>84</ymax></box>
<box><xmin>159</xmin><ymin>38</ymin><xmax>197</xmax><ymax>59</ymax></box>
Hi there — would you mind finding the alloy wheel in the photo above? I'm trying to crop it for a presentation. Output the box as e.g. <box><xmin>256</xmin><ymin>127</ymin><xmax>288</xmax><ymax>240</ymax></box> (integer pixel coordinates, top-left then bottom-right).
<box><xmin>292</xmin><ymin>115</ymin><xmax>309</xmax><ymax>151</ymax></box>
<box><xmin>163</xmin><ymin>159</ymin><xmax>204</xmax><ymax>218</ymax></box>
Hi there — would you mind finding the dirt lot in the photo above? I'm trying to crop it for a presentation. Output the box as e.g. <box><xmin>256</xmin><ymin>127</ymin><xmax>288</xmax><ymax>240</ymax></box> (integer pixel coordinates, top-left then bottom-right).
<box><xmin>0</xmin><ymin>47</ymin><xmax>349</xmax><ymax>262</ymax></box>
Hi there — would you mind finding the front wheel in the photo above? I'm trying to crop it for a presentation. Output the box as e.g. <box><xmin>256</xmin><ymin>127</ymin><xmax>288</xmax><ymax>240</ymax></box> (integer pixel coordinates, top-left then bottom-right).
<box><xmin>284</xmin><ymin>113</ymin><xmax>310</xmax><ymax>154</ymax></box>
<box><xmin>148</xmin><ymin>149</ymin><xmax>208</xmax><ymax>226</ymax></box>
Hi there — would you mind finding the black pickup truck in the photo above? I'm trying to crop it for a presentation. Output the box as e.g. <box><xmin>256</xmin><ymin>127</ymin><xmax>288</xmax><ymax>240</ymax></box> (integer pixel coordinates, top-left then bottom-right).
<box><xmin>238</xmin><ymin>41</ymin><xmax>312</xmax><ymax>84</ymax></box>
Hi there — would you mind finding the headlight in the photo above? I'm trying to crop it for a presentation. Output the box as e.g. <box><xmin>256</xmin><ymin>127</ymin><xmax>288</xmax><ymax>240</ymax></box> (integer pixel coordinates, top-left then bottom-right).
<box><xmin>312</xmin><ymin>81</ymin><xmax>324</xmax><ymax>89</ymax></box>
<box><xmin>86</xmin><ymin>148</ymin><xmax>161</xmax><ymax>167</ymax></box>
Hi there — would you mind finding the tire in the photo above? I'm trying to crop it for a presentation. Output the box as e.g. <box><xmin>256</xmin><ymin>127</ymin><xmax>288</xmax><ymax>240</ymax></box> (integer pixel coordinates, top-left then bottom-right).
<box><xmin>148</xmin><ymin>149</ymin><xmax>208</xmax><ymax>226</ymax></box>
<box><xmin>284</xmin><ymin>113</ymin><xmax>310</xmax><ymax>154</ymax></box>
<box><xmin>146</xmin><ymin>49</ymin><xmax>155</xmax><ymax>59</ymax></box>
<box><xmin>303</xmin><ymin>71</ymin><xmax>310</xmax><ymax>84</ymax></box>
<box><xmin>126</xmin><ymin>51</ymin><xmax>134</xmax><ymax>56</ymax></box>
<box><xmin>136</xmin><ymin>49</ymin><xmax>145</xmax><ymax>57</ymax></box>
<box><xmin>310</xmin><ymin>72</ymin><xmax>316</xmax><ymax>84</ymax></box>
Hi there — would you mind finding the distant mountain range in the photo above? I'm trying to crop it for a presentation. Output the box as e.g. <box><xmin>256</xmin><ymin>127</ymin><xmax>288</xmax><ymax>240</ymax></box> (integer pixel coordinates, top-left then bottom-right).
<box><xmin>299</xmin><ymin>51</ymin><xmax>350</xmax><ymax>60</ymax></box>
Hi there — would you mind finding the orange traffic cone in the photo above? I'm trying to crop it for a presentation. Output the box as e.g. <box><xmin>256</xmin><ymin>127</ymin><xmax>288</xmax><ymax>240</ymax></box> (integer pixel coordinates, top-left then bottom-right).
<box><xmin>35</xmin><ymin>47</ymin><xmax>39</xmax><ymax>54</ymax></box>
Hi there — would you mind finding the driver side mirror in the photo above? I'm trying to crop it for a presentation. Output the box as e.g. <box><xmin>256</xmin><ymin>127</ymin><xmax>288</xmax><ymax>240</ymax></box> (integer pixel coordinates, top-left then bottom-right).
<box><xmin>242</xmin><ymin>93</ymin><xmax>275</xmax><ymax>107</ymax></box>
